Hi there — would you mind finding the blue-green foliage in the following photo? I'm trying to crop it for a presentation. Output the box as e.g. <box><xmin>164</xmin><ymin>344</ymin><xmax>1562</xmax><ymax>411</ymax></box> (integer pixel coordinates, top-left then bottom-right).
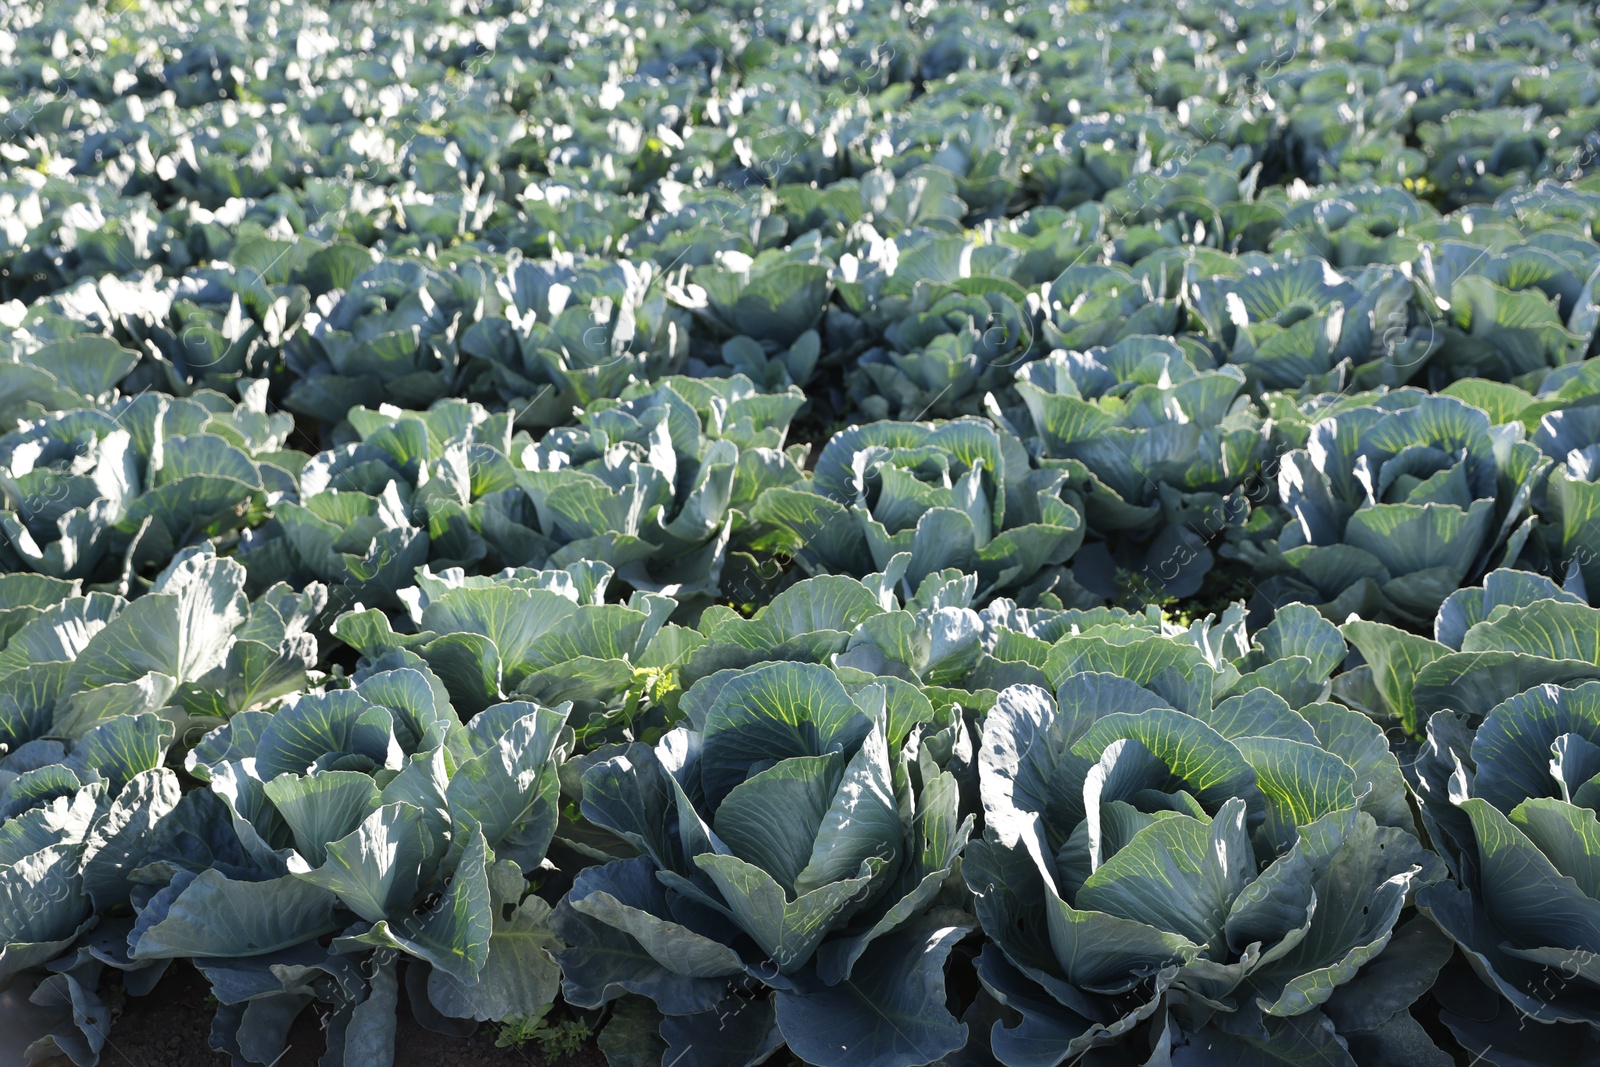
<box><xmin>3</xmin><ymin>0</ymin><xmax>1600</xmax><ymax>1064</ymax></box>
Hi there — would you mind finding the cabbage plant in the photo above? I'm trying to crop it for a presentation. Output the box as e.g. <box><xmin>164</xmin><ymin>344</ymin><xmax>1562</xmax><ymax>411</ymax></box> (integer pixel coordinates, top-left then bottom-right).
<box><xmin>1266</xmin><ymin>393</ymin><xmax>1547</xmax><ymax>624</ymax></box>
<box><xmin>1413</xmin><ymin>241</ymin><xmax>1598</xmax><ymax>382</ymax></box>
<box><xmin>333</xmin><ymin>559</ymin><xmax>681</xmax><ymax>736</ymax></box>
<box><xmin>522</xmin><ymin>379</ymin><xmax>807</xmax><ymax>599</ymax></box>
<box><xmin>1039</xmin><ymin>264</ymin><xmax>1178</xmax><ymax>352</ymax></box>
<box><xmin>96</xmin><ymin>241</ymin><xmax>324</xmax><ymax>397</ymax></box>
<box><xmin>966</xmin><ymin>659</ymin><xmax>1444</xmax><ymax>1065</ymax></box>
<box><xmin>0</xmin><ymin>545</ymin><xmax>322</xmax><ymax>746</ymax></box>
<box><xmin>1010</xmin><ymin>335</ymin><xmax>1265</xmax><ymax>597</ymax></box>
<box><xmin>0</xmin><ymin>336</ymin><xmax>139</xmax><ymax>435</ymax></box>
<box><xmin>553</xmin><ymin>660</ymin><xmax>972</xmax><ymax>1067</ymax></box>
<box><xmin>1531</xmin><ymin>404</ymin><xmax>1600</xmax><ymax>599</ymax></box>
<box><xmin>985</xmin><ymin>204</ymin><xmax>1106</xmax><ymax>287</ymax></box>
<box><xmin>1335</xmin><ymin>567</ymin><xmax>1600</xmax><ymax>744</ymax></box>
<box><xmin>284</xmin><ymin>261</ymin><xmax>475</xmax><ymax>424</ymax></box>
<box><xmin>460</xmin><ymin>258</ymin><xmax>688</xmax><ymax>430</ymax></box>
<box><xmin>828</xmin><ymin>229</ymin><xmax>1021</xmax><ymax>379</ymax></box>
<box><xmin>1187</xmin><ymin>256</ymin><xmax>1429</xmax><ymax>392</ymax></box>
<box><xmin>685</xmin><ymin>571</ymin><xmax>898</xmax><ymax>686</ymax></box>
<box><xmin>846</xmin><ymin>274</ymin><xmax>1034</xmax><ymax>421</ymax></box>
<box><xmin>1269</xmin><ymin>186</ymin><xmax>1433</xmax><ymax>269</ymax></box>
<box><xmin>0</xmin><ymin>389</ymin><xmax>292</xmax><ymax>582</ymax></box>
<box><xmin>127</xmin><ymin>664</ymin><xmax>569</xmax><ymax>1067</ymax></box>
<box><xmin>751</xmin><ymin>418</ymin><xmax>1083</xmax><ymax>601</ymax></box>
<box><xmin>238</xmin><ymin>397</ymin><xmax>509</xmax><ymax>611</ymax></box>
<box><xmin>251</xmin><ymin>380</ymin><xmax>806</xmax><ymax>615</ymax></box>
<box><xmin>693</xmin><ymin>556</ymin><xmax>995</xmax><ymax>696</ymax></box>
<box><xmin>674</xmin><ymin>247</ymin><xmax>835</xmax><ymax>372</ymax></box>
<box><xmin>0</xmin><ymin>712</ymin><xmax>180</xmax><ymax>1065</ymax></box>
<box><xmin>1412</xmin><ymin>628</ymin><xmax>1600</xmax><ymax>1061</ymax></box>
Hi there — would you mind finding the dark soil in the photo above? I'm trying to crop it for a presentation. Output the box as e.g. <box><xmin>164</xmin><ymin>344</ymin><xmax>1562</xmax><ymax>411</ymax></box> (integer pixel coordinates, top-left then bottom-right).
<box><xmin>87</xmin><ymin>964</ymin><xmax>608</xmax><ymax>1067</ymax></box>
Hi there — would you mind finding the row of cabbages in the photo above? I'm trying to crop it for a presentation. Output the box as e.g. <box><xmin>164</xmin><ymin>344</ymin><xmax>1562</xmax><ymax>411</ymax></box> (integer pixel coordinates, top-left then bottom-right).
<box><xmin>6</xmin><ymin>192</ymin><xmax>1599</xmax><ymax>430</ymax></box>
<box><xmin>13</xmin><ymin>357</ymin><xmax>1600</xmax><ymax>636</ymax></box>
<box><xmin>4</xmin><ymin>543</ymin><xmax>1600</xmax><ymax>1067</ymax></box>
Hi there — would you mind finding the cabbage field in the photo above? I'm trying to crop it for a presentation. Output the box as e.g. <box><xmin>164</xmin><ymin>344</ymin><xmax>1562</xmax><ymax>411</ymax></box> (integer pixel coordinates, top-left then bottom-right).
<box><xmin>3</xmin><ymin>0</ymin><xmax>1600</xmax><ymax>1064</ymax></box>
